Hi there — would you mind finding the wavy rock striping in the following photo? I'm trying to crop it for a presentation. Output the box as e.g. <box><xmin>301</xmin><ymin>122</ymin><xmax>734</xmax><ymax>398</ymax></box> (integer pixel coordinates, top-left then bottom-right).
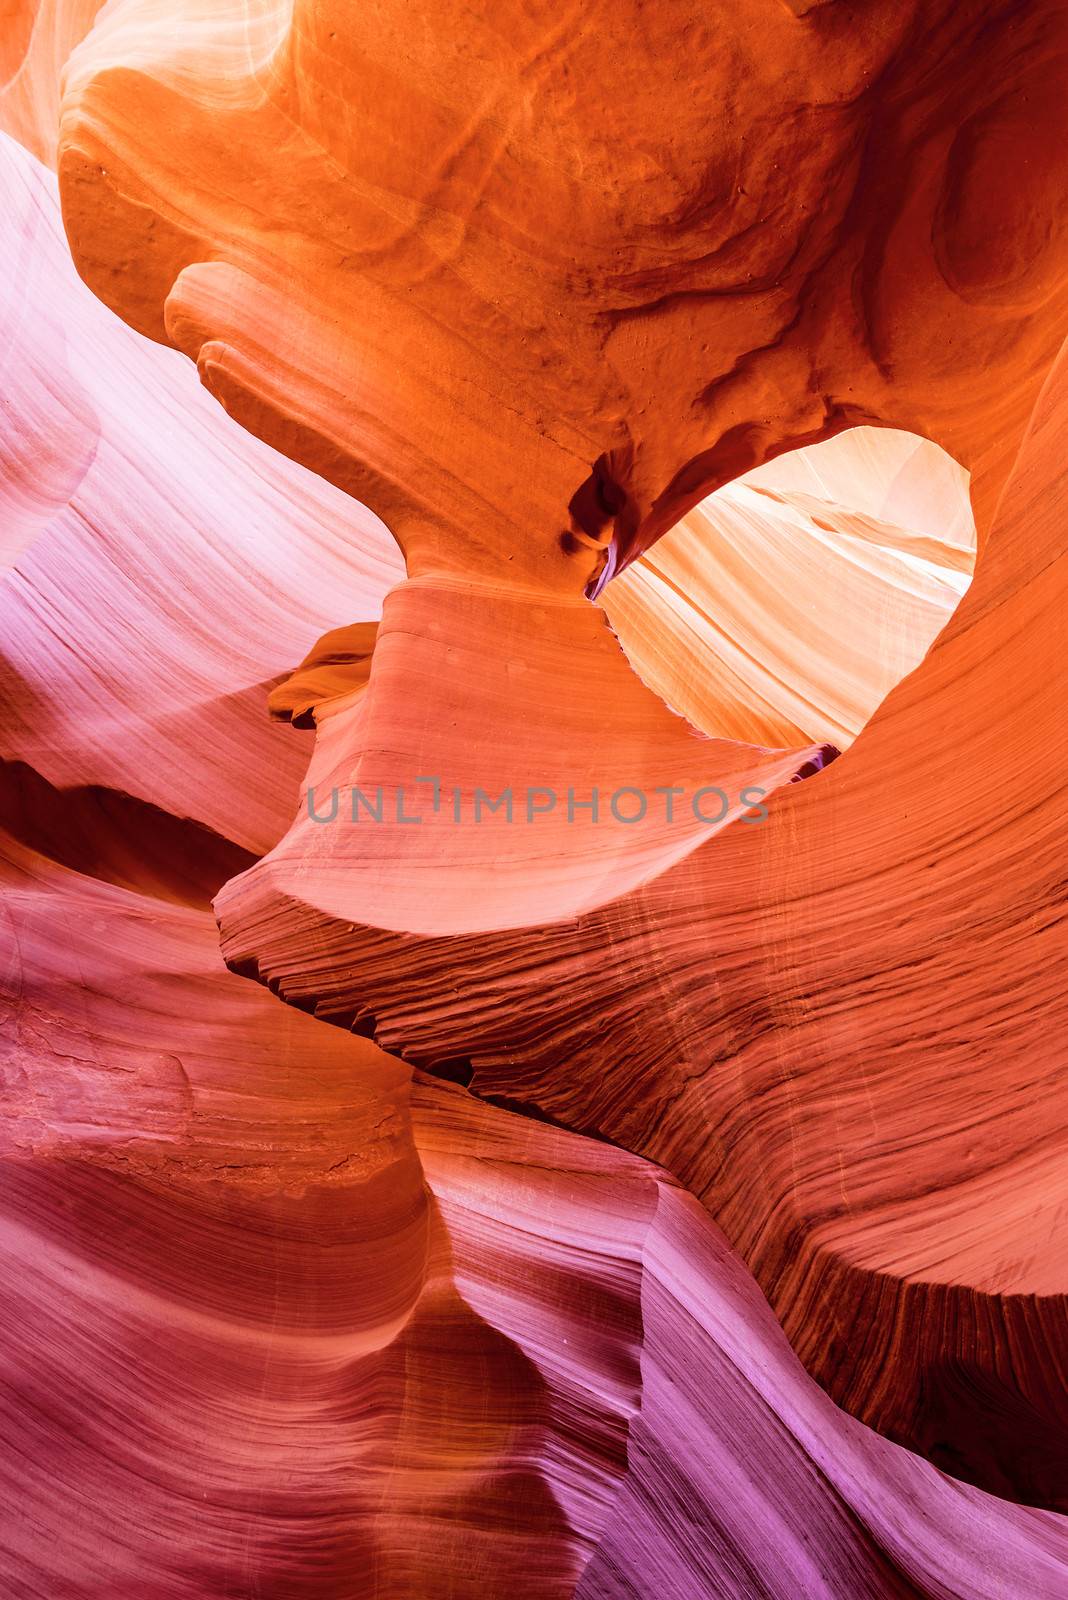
<box><xmin>3</xmin><ymin>0</ymin><xmax>1065</xmax><ymax>1579</ymax></box>
<box><xmin>575</xmin><ymin>1182</ymin><xmax>1068</xmax><ymax>1600</ymax></box>
<box><xmin>3</xmin><ymin>800</ymin><xmax>1067</xmax><ymax>1595</ymax></box>
<box><xmin>51</xmin><ymin>0</ymin><xmax>1066</xmax><ymax>1509</ymax></box>
<box><xmin>0</xmin><ymin>0</ymin><xmax>104</xmax><ymax>164</ymax></box>
<box><xmin>0</xmin><ymin>129</ymin><xmax>402</xmax><ymax>855</ymax></box>
<box><xmin>217</xmin><ymin>338</ymin><xmax>1068</xmax><ymax>1508</ymax></box>
<box><xmin>0</xmin><ymin>823</ymin><xmax>623</xmax><ymax>1595</ymax></box>
<box><xmin>57</xmin><ymin>0</ymin><xmax>1068</xmax><ymax>589</ymax></box>
<box><xmin>236</xmin><ymin>573</ymin><xmax>829</xmax><ymax>940</ymax></box>
<box><xmin>606</xmin><ymin>428</ymin><xmax>975</xmax><ymax>749</ymax></box>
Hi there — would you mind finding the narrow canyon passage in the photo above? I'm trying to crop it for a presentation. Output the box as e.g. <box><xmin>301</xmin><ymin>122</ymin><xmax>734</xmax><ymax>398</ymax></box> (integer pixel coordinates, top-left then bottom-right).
<box><xmin>2</xmin><ymin>0</ymin><xmax>1067</xmax><ymax>1594</ymax></box>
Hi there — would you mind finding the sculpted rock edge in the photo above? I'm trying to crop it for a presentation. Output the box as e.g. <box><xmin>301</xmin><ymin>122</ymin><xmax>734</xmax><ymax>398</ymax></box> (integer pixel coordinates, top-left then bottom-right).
<box><xmin>0</xmin><ymin>2</ymin><xmax>1061</xmax><ymax>1591</ymax></box>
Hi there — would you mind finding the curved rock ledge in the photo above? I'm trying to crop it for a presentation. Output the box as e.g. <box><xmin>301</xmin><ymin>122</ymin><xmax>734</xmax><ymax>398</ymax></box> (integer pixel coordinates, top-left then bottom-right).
<box><xmin>58</xmin><ymin>0</ymin><xmax>1068</xmax><ymax>584</ymax></box>
<box><xmin>2</xmin><ymin>818</ymin><xmax>1066</xmax><ymax>1594</ymax></box>
<box><xmin>217</xmin><ymin>341</ymin><xmax>1068</xmax><ymax>1508</ymax></box>
<box><xmin>1</xmin><ymin>0</ymin><xmax>1065</xmax><ymax>1583</ymax></box>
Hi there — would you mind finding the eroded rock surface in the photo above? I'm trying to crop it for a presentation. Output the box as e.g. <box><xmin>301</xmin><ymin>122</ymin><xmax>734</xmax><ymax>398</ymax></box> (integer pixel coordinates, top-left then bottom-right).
<box><xmin>0</xmin><ymin>1</ymin><xmax>1066</xmax><ymax>1590</ymax></box>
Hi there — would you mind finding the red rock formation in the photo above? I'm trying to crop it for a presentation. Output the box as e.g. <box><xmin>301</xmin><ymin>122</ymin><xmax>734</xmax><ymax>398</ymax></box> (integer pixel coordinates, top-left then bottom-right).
<box><xmin>2</xmin><ymin>0</ymin><xmax>1067</xmax><ymax>1587</ymax></box>
<box><xmin>0</xmin><ymin>0</ymin><xmax>104</xmax><ymax>164</ymax></box>
<box><xmin>47</xmin><ymin>0</ymin><xmax>1068</xmax><ymax>1510</ymax></box>
<box><xmin>4</xmin><ymin>809</ymin><xmax>1068</xmax><ymax>1595</ymax></box>
<box><xmin>57</xmin><ymin>0</ymin><xmax>1068</xmax><ymax>586</ymax></box>
<box><xmin>0</xmin><ymin>129</ymin><xmax>401</xmax><ymax>855</ymax></box>
<box><xmin>244</xmin><ymin>574</ymin><xmax>830</xmax><ymax>940</ymax></box>
<box><xmin>606</xmin><ymin>428</ymin><xmax>975</xmax><ymax>749</ymax></box>
<box><xmin>217</xmin><ymin>336</ymin><xmax>1068</xmax><ymax>1509</ymax></box>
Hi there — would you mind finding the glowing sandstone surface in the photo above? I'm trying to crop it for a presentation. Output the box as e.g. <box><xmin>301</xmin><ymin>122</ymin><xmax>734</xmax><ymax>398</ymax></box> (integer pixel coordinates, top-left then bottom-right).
<box><xmin>1</xmin><ymin>0</ymin><xmax>1067</xmax><ymax>1594</ymax></box>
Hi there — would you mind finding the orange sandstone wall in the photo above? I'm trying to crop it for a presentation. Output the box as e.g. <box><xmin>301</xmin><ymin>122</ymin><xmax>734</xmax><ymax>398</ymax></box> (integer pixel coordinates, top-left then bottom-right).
<box><xmin>0</xmin><ymin>1</ymin><xmax>1066</xmax><ymax>1593</ymax></box>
